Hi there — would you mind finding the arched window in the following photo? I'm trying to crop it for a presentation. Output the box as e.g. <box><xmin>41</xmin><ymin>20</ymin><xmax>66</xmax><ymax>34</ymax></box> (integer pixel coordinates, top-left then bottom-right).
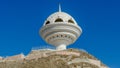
<box><xmin>45</xmin><ymin>21</ymin><xmax>50</xmax><ymax>25</ymax></box>
<box><xmin>68</xmin><ymin>19</ymin><xmax>74</xmax><ymax>24</ymax></box>
<box><xmin>55</xmin><ymin>18</ymin><xmax>63</xmax><ymax>22</ymax></box>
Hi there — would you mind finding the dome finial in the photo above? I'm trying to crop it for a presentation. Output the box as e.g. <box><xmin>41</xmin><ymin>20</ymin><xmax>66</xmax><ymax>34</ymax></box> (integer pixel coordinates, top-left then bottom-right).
<box><xmin>59</xmin><ymin>3</ymin><xmax>61</xmax><ymax>12</ymax></box>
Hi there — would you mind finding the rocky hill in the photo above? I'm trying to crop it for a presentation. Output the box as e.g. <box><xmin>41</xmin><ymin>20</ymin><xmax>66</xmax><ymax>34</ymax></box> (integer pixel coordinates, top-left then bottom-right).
<box><xmin>0</xmin><ymin>49</ymin><xmax>108</xmax><ymax>68</ymax></box>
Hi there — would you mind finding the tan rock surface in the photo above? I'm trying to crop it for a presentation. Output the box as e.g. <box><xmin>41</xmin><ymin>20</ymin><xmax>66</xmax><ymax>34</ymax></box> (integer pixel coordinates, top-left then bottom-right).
<box><xmin>0</xmin><ymin>49</ymin><xmax>108</xmax><ymax>68</ymax></box>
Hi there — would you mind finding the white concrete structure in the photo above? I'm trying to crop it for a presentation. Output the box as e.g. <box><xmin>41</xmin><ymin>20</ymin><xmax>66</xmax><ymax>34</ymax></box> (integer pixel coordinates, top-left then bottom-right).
<box><xmin>40</xmin><ymin>5</ymin><xmax>82</xmax><ymax>50</ymax></box>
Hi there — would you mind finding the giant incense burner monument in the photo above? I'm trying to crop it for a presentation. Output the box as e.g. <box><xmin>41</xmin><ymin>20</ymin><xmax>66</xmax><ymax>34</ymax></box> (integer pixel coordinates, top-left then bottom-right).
<box><xmin>0</xmin><ymin>5</ymin><xmax>108</xmax><ymax>68</ymax></box>
<box><xmin>40</xmin><ymin>5</ymin><xmax>82</xmax><ymax>50</ymax></box>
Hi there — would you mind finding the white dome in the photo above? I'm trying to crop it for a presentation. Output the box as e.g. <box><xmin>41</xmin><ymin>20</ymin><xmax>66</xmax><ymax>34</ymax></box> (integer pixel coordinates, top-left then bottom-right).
<box><xmin>40</xmin><ymin>5</ymin><xmax>82</xmax><ymax>50</ymax></box>
<box><xmin>43</xmin><ymin>12</ymin><xmax>77</xmax><ymax>26</ymax></box>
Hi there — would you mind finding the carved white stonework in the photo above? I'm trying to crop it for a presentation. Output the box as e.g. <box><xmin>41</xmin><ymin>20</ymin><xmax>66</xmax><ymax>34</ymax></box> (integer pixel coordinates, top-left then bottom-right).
<box><xmin>40</xmin><ymin>5</ymin><xmax>82</xmax><ymax>50</ymax></box>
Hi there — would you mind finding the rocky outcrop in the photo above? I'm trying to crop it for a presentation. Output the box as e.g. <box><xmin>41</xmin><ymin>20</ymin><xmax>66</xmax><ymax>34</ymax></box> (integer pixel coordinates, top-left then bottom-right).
<box><xmin>0</xmin><ymin>49</ymin><xmax>108</xmax><ymax>68</ymax></box>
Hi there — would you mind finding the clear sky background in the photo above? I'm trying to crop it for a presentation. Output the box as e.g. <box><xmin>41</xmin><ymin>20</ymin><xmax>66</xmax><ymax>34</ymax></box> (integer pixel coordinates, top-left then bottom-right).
<box><xmin>0</xmin><ymin>0</ymin><xmax>120</xmax><ymax>67</ymax></box>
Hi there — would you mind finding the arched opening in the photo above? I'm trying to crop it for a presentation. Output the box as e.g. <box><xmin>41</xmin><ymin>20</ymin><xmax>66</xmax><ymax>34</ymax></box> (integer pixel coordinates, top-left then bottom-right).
<box><xmin>45</xmin><ymin>21</ymin><xmax>50</xmax><ymax>25</ymax></box>
<box><xmin>55</xmin><ymin>18</ymin><xmax>63</xmax><ymax>22</ymax></box>
<box><xmin>68</xmin><ymin>19</ymin><xmax>75</xmax><ymax>24</ymax></box>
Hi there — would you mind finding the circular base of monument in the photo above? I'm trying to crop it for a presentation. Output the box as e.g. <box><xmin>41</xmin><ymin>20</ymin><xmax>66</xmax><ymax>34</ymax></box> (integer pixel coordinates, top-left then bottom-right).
<box><xmin>40</xmin><ymin>23</ymin><xmax>82</xmax><ymax>46</ymax></box>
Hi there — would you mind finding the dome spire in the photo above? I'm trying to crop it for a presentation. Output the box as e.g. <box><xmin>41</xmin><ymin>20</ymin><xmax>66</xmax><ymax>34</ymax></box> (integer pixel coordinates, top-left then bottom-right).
<box><xmin>59</xmin><ymin>4</ymin><xmax>61</xmax><ymax>12</ymax></box>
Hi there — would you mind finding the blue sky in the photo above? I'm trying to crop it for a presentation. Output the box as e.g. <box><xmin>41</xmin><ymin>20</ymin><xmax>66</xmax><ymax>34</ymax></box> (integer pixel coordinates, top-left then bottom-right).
<box><xmin>0</xmin><ymin>0</ymin><xmax>120</xmax><ymax>67</ymax></box>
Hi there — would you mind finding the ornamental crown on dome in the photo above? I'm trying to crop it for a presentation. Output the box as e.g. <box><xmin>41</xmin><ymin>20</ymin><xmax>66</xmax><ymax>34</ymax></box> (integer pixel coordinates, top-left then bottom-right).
<box><xmin>43</xmin><ymin>5</ymin><xmax>77</xmax><ymax>26</ymax></box>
